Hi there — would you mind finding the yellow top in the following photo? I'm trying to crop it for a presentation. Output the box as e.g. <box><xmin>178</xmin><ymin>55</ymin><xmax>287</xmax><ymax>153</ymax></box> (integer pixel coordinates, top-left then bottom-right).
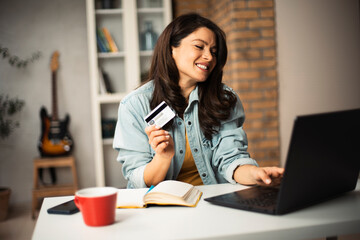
<box><xmin>176</xmin><ymin>131</ymin><xmax>204</xmax><ymax>186</ymax></box>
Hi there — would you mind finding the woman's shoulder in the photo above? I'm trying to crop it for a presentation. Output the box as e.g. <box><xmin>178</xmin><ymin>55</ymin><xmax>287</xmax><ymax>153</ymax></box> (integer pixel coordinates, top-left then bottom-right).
<box><xmin>222</xmin><ymin>83</ymin><xmax>235</xmax><ymax>93</ymax></box>
<box><xmin>220</xmin><ymin>83</ymin><xmax>240</xmax><ymax>102</ymax></box>
<box><xmin>221</xmin><ymin>83</ymin><xmax>245</xmax><ymax>115</ymax></box>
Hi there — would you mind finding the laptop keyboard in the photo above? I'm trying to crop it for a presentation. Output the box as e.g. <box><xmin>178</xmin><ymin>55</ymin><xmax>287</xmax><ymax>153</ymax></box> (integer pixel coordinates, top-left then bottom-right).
<box><xmin>234</xmin><ymin>186</ymin><xmax>279</xmax><ymax>208</ymax></box>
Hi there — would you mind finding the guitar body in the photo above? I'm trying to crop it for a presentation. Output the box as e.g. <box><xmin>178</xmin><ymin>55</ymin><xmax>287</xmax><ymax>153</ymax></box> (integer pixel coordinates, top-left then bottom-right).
<box><xmin>38</xmin><ymin>107</ymin><xmax>73</xmax><ymax>156</ymax></box>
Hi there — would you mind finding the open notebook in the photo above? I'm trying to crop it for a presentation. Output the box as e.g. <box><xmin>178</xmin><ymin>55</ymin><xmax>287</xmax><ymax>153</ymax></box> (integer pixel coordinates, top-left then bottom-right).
<box><xmin>117</xmin><ymin>180</ymin><xmax>202</xmax><ymax>208</ymax></box>
<box><xmin>205</xmin><ymin>108</ymin><xmax>360</xmax><ymax>215</ymax></box>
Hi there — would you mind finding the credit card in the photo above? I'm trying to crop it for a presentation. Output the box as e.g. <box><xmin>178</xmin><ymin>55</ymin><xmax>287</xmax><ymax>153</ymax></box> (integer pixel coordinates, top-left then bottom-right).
<box><xmin>144</xmin><ymin>101</ymin><xmax>175</xmax><ymax>128</ymax></box>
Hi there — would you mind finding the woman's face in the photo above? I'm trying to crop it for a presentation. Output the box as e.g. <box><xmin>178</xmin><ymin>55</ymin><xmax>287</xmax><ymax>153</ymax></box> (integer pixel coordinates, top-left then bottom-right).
<box><xmin>172</xmin><ymin>27</ymin><xmax>217</xmax><ymax>89</ymax></box>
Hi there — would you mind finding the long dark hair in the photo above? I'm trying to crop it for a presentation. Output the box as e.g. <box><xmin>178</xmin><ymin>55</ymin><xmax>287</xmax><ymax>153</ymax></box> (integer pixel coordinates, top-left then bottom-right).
<box><xmin>147</xmin><ymin>13</ymin><xmax>236</xmax><ymax>139</ymax></box>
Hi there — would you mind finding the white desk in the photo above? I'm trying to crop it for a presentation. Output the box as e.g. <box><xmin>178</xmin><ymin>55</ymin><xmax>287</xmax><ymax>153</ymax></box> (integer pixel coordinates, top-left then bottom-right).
<box><xmin>32</xmin><ymin>180</ymin><xmax>360</xmax><ymax>240</ymax></box>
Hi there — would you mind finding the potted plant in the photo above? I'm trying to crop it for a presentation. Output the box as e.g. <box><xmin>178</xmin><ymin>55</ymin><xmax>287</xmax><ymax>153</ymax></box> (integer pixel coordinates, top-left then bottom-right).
<box><xmin>0</xmin><ymin>95</ymin><xmax>25</xmax><ymax>139</ymax></box>
<box><xmin>0</xmin><ymin>188</ymin><xmax>11</xmax><ymax>221</ymax></box>
<box><xmin>0</xmin><ymin>95</ymin><xmax>25</xmax><ymax>221</ymax></box>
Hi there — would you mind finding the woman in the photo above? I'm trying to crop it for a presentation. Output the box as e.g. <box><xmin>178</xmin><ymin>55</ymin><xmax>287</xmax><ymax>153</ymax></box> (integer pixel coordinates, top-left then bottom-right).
<box><xmin>113</xmin><ymin>13</ymin><xmax>284</xmax><ymax>188</ymax></box>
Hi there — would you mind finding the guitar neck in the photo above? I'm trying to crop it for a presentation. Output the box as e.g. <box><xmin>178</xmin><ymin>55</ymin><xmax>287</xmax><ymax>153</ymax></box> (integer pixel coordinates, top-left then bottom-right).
<box><xmin>51</xmin><ymin>71</ymin><xmax>58</xmax><ymax>121</ymax></box>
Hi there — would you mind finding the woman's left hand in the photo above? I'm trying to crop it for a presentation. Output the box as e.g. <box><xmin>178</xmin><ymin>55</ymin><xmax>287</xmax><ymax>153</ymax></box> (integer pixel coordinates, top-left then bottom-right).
<box><xmin>233</xmin><ymin>165</ymin><xmax>284</xmax><ymax>186</ymax></box>
<box><xmin>251</xmin><ymin>166</ymin><xmax>284</xmax><ymax>186</ymax></box>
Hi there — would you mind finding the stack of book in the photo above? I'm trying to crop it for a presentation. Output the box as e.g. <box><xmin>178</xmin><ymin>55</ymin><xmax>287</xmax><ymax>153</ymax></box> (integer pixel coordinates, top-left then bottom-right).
<box><xmin>96</xmin><ymin>27</ymin><xmax>119</xmax><ymax>53</ymax></box>
<box><xmin>98</xmin><ymin>67</ymin><xmax>113</xmax><ymax>94</ymax></box>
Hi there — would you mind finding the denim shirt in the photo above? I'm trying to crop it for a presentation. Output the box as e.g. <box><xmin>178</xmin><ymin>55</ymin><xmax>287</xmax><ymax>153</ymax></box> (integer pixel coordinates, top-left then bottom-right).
<box><xmin>113</xmin><ymin>81</ymin><xmax>258</xmax><ymax>188</ymax></box>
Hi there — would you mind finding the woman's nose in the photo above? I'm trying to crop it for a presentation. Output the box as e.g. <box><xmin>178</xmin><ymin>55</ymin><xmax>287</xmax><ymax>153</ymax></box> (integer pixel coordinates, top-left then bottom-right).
<box><xmin>203</xmin><ymin>49</ymin><xmax>213</xmax><ymax>61</ymax></box>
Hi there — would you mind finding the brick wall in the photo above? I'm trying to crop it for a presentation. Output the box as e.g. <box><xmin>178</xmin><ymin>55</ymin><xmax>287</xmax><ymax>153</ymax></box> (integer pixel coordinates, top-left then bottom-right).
<box><xmin>173</xmin><ymin>0</ymin><xmax>280</xmax><ymax>167</ymax></box>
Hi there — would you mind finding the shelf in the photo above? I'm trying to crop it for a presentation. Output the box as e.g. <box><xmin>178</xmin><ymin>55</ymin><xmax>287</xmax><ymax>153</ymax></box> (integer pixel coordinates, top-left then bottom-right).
<box><xmin>98</xmin><ymin>51</ymin><xmax>125</xmax><ymax>58</ymax></box>
<box><xmin>102</xmin><ymin>138</ymin><xmax>114</xmax><ymax>145</ymax></box>
<box><xmin>95</xmin><ymin>9</ymin><xmax>123</xmax><ymax>15</ymax></box>
<box><xmin>140</xmin><ymin>50</ymin><xmax>153</xmax><ymax>57</ymax></box>
<box><xmin>97</xmin><ymin>93</ymin><xmax>126</xmax><ymax>103</ymax></box>
<box><xmin>137</xmin><ymin>8</ymin><xmax>164</xmax><ymax>13</ymax></box>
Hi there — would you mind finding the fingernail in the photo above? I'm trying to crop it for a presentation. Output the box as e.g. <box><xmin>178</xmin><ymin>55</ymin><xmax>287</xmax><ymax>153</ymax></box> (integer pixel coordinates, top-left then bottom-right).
<box><xmin>155</xmin><ymin>125</ymin><xmax>161</xmax><ymax>129</ymax></box>
<box><xmin>266</xmin><ymin>179</ymin><xmax>271</xmax><ymax>184</ymax></box>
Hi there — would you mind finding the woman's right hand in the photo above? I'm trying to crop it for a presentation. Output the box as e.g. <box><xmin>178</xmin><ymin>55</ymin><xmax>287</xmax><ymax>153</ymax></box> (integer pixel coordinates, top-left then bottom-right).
<box><xmin>145</xmin><ymin>125</ymin><xmax>175</xmax><ymax>159</ymax></box>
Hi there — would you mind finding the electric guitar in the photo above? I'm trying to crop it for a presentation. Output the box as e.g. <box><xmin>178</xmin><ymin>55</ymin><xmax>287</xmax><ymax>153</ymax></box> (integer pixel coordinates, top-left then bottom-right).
<box><xmin>38</xmin><ymin>51</ymin><xmax>73</xmax><ymax>157</ymax></box>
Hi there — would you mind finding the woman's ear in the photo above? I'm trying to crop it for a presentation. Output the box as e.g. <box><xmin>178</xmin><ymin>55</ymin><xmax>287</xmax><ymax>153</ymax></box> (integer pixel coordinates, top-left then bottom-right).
<box><xmin>171</xmin><ymin>46</ymin><xmax>176</xmax><ymax>59</ymax></box>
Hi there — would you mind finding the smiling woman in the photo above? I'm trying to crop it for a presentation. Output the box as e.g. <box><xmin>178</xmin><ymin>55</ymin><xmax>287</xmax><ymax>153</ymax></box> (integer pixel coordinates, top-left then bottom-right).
<box><xmin>113</xmin><ymin>13</ymin><xmax>284</xmax><ymax>189</ymax></box>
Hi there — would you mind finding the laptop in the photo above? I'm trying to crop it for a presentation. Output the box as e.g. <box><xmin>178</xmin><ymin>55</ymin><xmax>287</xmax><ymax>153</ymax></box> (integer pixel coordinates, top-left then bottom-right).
<box><xmin>205</xmin><ymin>108</ymin><xmax>360</xmax><ymax>215</ymax></box>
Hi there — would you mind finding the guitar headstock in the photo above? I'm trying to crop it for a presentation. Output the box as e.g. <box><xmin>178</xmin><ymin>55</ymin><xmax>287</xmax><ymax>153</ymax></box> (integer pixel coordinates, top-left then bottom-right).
<box><xmin>50</xmin><ymin>51</ymin><xmax>60</xmax><ymax>72</ymax></box>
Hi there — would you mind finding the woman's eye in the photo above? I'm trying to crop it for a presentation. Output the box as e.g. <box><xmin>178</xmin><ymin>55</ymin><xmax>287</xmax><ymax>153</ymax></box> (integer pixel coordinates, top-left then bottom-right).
<box><xmin>195</xmin><ymin>45</ymin><xmax>203</xmax><ymax>49</ymax></box>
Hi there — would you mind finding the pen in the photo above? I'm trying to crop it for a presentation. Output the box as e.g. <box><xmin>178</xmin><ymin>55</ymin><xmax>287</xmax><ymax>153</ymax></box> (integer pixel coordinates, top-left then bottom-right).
<box><xmin>145</xmin><ymin>185</ymin><xmax>154</xmax><ymax>195</ymax></box>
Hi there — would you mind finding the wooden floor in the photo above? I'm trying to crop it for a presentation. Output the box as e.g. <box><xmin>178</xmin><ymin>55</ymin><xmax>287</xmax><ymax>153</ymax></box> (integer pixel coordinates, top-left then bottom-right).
<box><xmin>0</xmin><ymin>202</ymin><xmax>359</xmax><ymax>240</ymax></box>
<box><xmin>0</xmin><ymin>203</ymin><xmax>37</xmax><ymax>240</ymax></box>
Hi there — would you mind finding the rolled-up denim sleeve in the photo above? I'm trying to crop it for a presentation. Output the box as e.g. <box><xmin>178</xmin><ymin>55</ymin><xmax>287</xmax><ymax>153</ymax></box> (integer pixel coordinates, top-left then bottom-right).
<box><xmin>211</xmin><ymin>94</ymin><xmax>258</xmax><ymax>184</ymax></box>
<box><xmin>113</xmin><ymin>98</ymin><xmax>151</xmax><ymax>188</ymax></box>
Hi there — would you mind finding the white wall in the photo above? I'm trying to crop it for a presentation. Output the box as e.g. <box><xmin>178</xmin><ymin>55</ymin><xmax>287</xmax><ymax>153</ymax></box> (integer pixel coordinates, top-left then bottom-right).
<box><xmin>275</xmin><ymin>0</ymin><xmax>360</xmax><ymax>165</ymax></box>
<box><xmin>0</xmin><ymin>0</ymin><xmax>96</xmax><ymax>205</ymax></box>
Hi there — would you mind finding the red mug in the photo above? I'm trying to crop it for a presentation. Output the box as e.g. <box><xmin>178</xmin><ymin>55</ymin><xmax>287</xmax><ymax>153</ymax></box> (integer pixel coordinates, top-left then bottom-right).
<box><xmin>74</xmin><ymin>187</ymin><xmax>118</xmax><ymax>227</ymax></box>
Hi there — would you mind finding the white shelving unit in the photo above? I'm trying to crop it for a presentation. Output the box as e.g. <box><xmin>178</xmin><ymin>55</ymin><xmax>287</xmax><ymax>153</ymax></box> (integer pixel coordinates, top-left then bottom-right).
<box><xmin>86</xmin><ymin>0</ymin><xmax>172</xmax><ymax>187</ymax></box>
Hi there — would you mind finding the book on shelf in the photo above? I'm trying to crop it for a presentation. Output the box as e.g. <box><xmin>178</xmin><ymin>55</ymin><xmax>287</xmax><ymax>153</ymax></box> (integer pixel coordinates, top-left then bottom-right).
<box><xmin>96</xmin><ymin>28</ymin><xmax>111</xmax><ymax>52</ymax></box>
<box><xmin>96</xmin><ymin>33</ymin><xmax>107</xmax><ymax>53</ymax></box>
<box><xmin>98</xmin><ymin>67</ymin><xmax>113</xmax><ymax>94</ymax></box>
<box><xmin>98</xmin><ymin>67</ymin><xmax>107</xmax><ymax>94</ymax></box>
<box><xmin>116</xmin><ymin>180</ymin><xmax>203</xmax><ymax>208</ymax></box>
<box><xmin>96</xmin><ymin>27</ymin><xmax>119</xmax><ymax>53</ymax></box>
<box><xmin>102</xmin><ymin>27</ymin><xmax>119</xmax><ymax>52</ymax></box>
<box><xmin>101</xmin><ymin>118</ymin><xmax>117</xmax><ymax>138</ymax></box>
<box><xmin>102</xmin><ymin>70</ymin><xmax>113</xmax><ymax>93</ymax></box>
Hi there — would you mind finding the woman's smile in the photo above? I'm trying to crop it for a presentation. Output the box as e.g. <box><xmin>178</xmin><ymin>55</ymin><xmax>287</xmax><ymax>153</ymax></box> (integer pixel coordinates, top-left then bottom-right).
<box><xmin>195</xmin><ymin>63</ymin><xmax>209</xmax><ymax>71</ymax></box>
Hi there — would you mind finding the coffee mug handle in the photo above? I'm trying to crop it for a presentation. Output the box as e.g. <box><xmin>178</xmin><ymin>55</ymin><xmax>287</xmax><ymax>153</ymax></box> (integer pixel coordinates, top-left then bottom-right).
<box><xmin>74</xmin><ymin>196</ymin><xmax>81</xmax><ymax>210</ymax></box>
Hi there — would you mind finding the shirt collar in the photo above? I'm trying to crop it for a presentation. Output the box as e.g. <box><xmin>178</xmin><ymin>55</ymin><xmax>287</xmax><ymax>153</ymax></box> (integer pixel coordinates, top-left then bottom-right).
<box><xmin>188</xmin><ymin>85</ymin><xmax>199</xmax><ymax>104</ymax></box>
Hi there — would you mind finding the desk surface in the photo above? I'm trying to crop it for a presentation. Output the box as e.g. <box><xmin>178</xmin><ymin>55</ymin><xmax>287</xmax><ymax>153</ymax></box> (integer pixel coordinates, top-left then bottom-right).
<box><xmin>32</xmin><ymin>180</ymin><xmax>360</xmax><ymax>240</ymax></box>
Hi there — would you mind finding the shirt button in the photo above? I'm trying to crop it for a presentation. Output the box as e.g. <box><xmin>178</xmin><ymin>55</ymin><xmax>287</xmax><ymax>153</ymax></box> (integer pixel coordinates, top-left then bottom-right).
<box><xmin>194</xmin><ymin>148</ymin><xmax>198</xmax><ymax>153</ymax></box>
<box><xmin>180</xmin><ymin>150</ymin><xmax>184</xmax><ymax>154</ymax></box>
<box><xmin>188</xmin><ymin>121</ymin><xmax>192</xmax><ymax>126</ymax></box>
<box><xmin>202</xmin><ymin>173</ymin><xmax>207</xmax><ymax>177</ymax></box>
<box><xmin>178</xmin><ymin>122</ymin><xmax>182</xmax><ymax>125</ymax></box>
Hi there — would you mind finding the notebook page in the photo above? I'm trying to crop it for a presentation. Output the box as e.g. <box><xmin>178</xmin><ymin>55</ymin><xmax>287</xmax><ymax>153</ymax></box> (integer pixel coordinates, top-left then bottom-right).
<box><xmin>151</xmin><ymin>180</ymin><xmax>192</xmax><ymax>198</ymax></box>
<box><xmin>117</xmin><ymin>188</ymin><xmax>148</xmax><ymax>208</ymax></box>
